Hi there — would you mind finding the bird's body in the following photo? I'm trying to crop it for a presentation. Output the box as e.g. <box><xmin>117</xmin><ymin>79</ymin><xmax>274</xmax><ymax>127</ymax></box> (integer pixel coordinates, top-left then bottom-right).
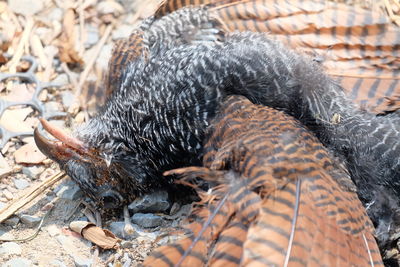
<box><xmin>143</xmin><ymin>95</ymin><xmax>384</xmax><ymax>266</ymax></box>
<box><xmin>35</xmin><ymin>3</ymin><xmax>400</xmax><ymax>247</ymax></box>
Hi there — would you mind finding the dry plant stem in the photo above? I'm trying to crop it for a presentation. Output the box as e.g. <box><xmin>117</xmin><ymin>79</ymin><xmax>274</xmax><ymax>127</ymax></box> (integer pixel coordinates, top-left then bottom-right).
<box><xmin>0</xmin><ymin>172</ymin><xmax>65</xmax><ymax>223</ymax></box>
<box><xmin>68</xmin><ymin>24</ymin><xmax>113</xmax><ymax>114</ymax></box>
<box><xmin>0</xmin><ymin>203</ymin><xmax>54</xmax><ymax>242</ymax></box>
<box><xmin>78</xmin><ymin>0</ymin><xmax>85</xmax><ymax>57</ymax></box>
<box><xmin>7</xmin><ymin>17</ymin><xmax>34</xmax><ymax>73</ymax></box>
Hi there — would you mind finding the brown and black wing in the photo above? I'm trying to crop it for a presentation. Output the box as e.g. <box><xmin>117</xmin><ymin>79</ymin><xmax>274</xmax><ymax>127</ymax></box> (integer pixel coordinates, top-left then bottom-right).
<box><xmin>143</xmin><ymin>96</ymin><xmax>383</xmax><ymax>266</ymax></box>
<box><xmin>154</xmin><ymin>0</ymin><xmax>400</xmax><ymax>114</ymax></box>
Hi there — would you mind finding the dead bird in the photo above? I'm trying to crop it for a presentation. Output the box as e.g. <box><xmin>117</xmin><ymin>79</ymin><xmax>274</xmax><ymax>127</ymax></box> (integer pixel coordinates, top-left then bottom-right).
<box><xmin>35</xmin><ymin>5</ymin><xmax>400</xmax><ymax>249</ymax></box>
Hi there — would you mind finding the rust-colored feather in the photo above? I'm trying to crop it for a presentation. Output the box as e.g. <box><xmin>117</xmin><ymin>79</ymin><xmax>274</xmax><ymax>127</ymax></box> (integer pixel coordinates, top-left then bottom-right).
<box><xmin>152</xmin><ymin>0</ymin><xmax>400</xmax><ymax>114</ymax></box>
<box><xmin>143</xmin><ymin>95</ymin><xmax>383</xmax><ymax>266</ymax></box>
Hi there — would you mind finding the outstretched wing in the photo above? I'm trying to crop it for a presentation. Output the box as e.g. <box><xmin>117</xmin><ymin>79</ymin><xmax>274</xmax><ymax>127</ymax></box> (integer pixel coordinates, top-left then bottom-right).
<box><xmin>143</xmin><ymin>96</ymin><xmax>383</xmax><ymax>266</ymax></box>
<box><xmin>154</xmin><ymin>0</ymin><xmax>400</xmax><ymax>114</ymax></box>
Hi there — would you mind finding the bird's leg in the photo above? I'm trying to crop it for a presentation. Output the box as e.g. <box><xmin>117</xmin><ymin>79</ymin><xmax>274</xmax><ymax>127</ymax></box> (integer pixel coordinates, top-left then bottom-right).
<box><xmin>123</xmin><ymin>206</ymin><xmax>135</xmax><ymax>236</ymax></box>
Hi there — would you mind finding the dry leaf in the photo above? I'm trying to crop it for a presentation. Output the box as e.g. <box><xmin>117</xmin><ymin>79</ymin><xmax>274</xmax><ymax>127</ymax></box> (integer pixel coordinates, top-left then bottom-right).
<box><xmin>0</xmin><ymin>107</ymin><xmax>34</xmax><ymax>132</ymax></box>
<box><xmin>69</xmin><ymin>221</ymin><xmax>120</xmax><ymax>249</ymax></box>
<box><xmin>14</xmin><ymin>140</ymin><xmax>47</xmax><ymax>164</ymax></box>
<box><xmin>58</xmin><ymin>8</ymin><xmax>83</xmax><ymax>65</ymax></box>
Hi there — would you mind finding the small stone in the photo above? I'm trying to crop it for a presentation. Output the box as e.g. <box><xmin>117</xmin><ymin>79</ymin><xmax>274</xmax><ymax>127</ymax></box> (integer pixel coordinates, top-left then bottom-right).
<box><xmin>61</xmin><ymin>91</ymin><xmax>74</xmax><ymax>109</ymax></box>
<box><xmin>112</xmin><ymin>24</ymin><xmax>135</xmax><ymax>40</ymax></box>
<box><xmin>50</xmin><ymin>259</ymin><xmax>68</xmax><ymax>267</ymax></box>
<box><xmin>0</xmin><ymin>201</ymin><xmax>6</xmax><ymax>209</ymax></box>
<box><xmin>48</xmin><ymin>8</ymin><xmax>63</xmax><ymax>22</ymax></box>
<box><xmin>131</xmin><ymin>213</ymin><xmax>163</xmax><ymax>228</ymax></box>
<box><xmin>3</xmin><ymin>189</ymin><xmax>13</xmax><ymax>200</ymax></box>
<box><xmin>96</xmin><ymin>44</ymin><xmax>113</xmax><ymax>70</ymax></box>
<box><xmin>22</xmin><ymin>166</ymin><xmax>44</xmax><ymax>180</ymax></box>
<box><xmin>56</xmin><ymin>182</ymin><xmax>83</xmax><ymax>200</ymax></box>
<box><xmin>56</xmin><ymin>235</ymin><xmax>75</xmax><ymax>252</ymax></box>
<box><xmin>51</xmin><ymin>74</ymin><xmax>69</xmax><ymax>87</ymax></box>
<box><xmin>13</xmin><ymin>178</ymin><xmax>30</xmax><ymax>190</ymax></box>
<box><xmin>120</xmin><ymin>240</ymin><xmax>133</xmax><ymax>249</ymax></box>
<box><xmin>85</xmin><ymin>25</ymin><xmax>99</xmax><ymax>48</ymax></box>
<box><xmin>51</xmin><ymin>259</ymin><xmax>67</xmax><ymax>267</ymax></box>
<box><xmin>73</xmin><ymin>255</ymin><xmax>93</xmax><ymax>267</ymax></box>
<box><xmin>0</xmin><ymin>242</ymin><xmax>22</xmax><ymax>255</ymax></box>
<box><xmin>108</xmin><ymin>221</ymin><xmax>137</xmax><ymax>239</ymax></box>
<box><xmin>128</xmin><ymin>191</ymin><xmax>170</xmax><ymax>213</ymax></box>
<box><xmin>4</xmin><ymin>257</ymin><xmax>31</xmax><ymax>267</ymax></box>
<box><xmin>44</xmin><ymin>101</ymin><xmax>62</xmax><ymax>113</ymax></box>
<box><xmin>46</xmin><ymin>224</ymin><xmax>60</xmax><ymax>237</ymax></box>
<box><xmin>97</xmin><ymin>0</ymin><xmax>124</xmax><ymax>16</ymax></box>
<box><xmin>0</xmin><ymin>230</ymin><xmax>14</xmax><ymax>240</ymax></box>
<box><xmin>8</xmin><ymin>0</ymin><xmax>44</xmax><ymax>16</ymax></box>
<box><xmin>4</xmin><ymin>216</ymin><xmax>19</xmax><ymax>227</ymax></box>
<box><xmin>19</xmin><ymin>214</ymin><xmax>41</xmax><ymax>227</ymax></box>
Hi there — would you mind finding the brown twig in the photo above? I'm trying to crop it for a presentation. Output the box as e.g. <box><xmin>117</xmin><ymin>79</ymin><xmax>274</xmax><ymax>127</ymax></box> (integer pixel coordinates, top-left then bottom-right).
<box><xmin>7</xmin><ymin>16</ymin><xmax>35</xmax><ymax>73</ymax></box>
<box><xmin>68</xmin><ymin>24</ymin><xmax>113</xmax><ymax>114</ymax></box>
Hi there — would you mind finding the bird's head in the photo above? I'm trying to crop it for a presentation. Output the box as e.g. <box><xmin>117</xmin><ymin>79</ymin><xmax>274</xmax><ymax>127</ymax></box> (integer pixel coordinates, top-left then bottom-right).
<box><xmin>34</xmin><ymin>118</ymin><xmax>168</xmax><ymax>209</ymax></box>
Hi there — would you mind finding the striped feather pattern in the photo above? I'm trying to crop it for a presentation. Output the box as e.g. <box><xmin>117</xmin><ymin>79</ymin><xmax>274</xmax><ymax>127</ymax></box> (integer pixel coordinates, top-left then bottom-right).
<box><xmin>152</xmin><ymin>0</ymin><xmax>400</xmax><ymax>113</ymax></box>
<box><xmin>143</xmin><ymin>95</ymin><xmax>383</xmax><ymax>266</ymax></box>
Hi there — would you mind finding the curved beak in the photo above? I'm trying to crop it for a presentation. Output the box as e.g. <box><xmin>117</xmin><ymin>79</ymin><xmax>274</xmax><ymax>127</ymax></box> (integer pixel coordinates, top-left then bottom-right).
<box><xmin>34</xmin><ymin>118</ymin><xmax>89</xmax><ymax>165</ymax></box>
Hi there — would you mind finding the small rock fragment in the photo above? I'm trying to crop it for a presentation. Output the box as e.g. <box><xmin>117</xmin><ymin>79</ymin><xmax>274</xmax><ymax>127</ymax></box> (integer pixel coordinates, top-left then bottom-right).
<box><xmin>0</xmin><ymin>201</ymin><xmax>6</xmax><ymax>209</ymax></box>
<box><xmin>13</xmin><ymin>178</ymin><xmax>30</xmax><ymax>190</ymax></box>
<box><xmin>51</xmin><ymin>74</ymin><xmax>69</xmax><ymax>87</ymax></box>
<box><xmin>46</xmin><ymin>224</ymin><xmax>60</xmax><ymax>237</ymax></box>
<box><xmin>112</xmin><ymin>24</ymin><xmax>135</xmax><ymax>40</ymax></box>
<box><xmin>56</xmin><ymin>182</ymin><xmax>83</xmax><ymax>200</ymax></box>
<box><xmin>4</xmin><ymin>216</ymin><xmax>19</xmax><ymax>227</ymax></box>
<box><xmin>44</xmin><ymin>101</ymin><xmax>62</xmax><ymax>113</ymax></box>
<box><xmin>131</xmin><ymin>213</ymin><xmax>163</xmax><ymax>228</ymax></box>
<box><xmin>73</xmin><ymin>256</ymin><xmax>93</xmax><ymax>267</ymax></box>
<box><xmin>61</xmin><ymin>91</ymin><xmax>75</xmax><ymax>108</ymax></box>
<box><xmin>14</xmin><ymin>141</ymin><xmax>47</xmax><ymax>164</ymax></box>
<box><xmin>85</xmin><ymin>25</ymin><xmax>99</xmax><ymax>48</ymax></box>
<box><xmin>128</xmin><ymin>191</ymin><xmax>170</xmax><ymax>213</ymax></box>
<box><xmin>0</xmin><ymin>230</ymin><xmax>14</xmax><ymax>240</ymax></box>
<box><xmin>4</xmin><ymin>257</ymin><xmax>31</xmax><ymax>267</ymax></box>
<box><xmin>0</xmin><ymin>242</ymin><xmax>22</xmax><ymax>256</ymax></box>
<box><xmin>22</xmin><ymin>166</ymin><xmax>44</xmax><ymax>180</ymax></box>
<box><xmin>108</xmin><ymin>221</ymin><xmax>137</xmax><ymax>239</ymax></box>
<box><xmin>120</xmin><ymin>240</ymin><xmax>133</xmax><ymax>248</ymax></box>
<box><xmin>19</xmin><ymin>214</ymin><xmax>41</xmax><ymax>227</ymax></box>
<box><xmin>8</xmin><ymin>0</ymin><xmax>44</xmax><ymax>16</ymax></box>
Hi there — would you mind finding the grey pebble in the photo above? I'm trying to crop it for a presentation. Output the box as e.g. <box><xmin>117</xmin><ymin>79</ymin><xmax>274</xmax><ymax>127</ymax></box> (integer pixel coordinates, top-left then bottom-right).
<box><xmin>85</xmin><ymin>25</ymin><xmax>99</xmax><ymax>48</ymax></box>
<box><xmin>131</xmin><ymin>213</ymin><xmax>163</xmax><ymax>228</ymax></box>
<box><xmin>51</xmin><ymin>74</ymin><xmax>70</xmax><ymax>87</ymax></box>
<box><xmin>4</xmin><ymin>216</ymin><xmax>19</xmax><ymax>227</ymax></box>
<box><xmin>0</xmin><ymin>201</ymin><xmax>6</xmax><ymax>209</ymax></box>
<box><xmin>22</xmin><ymin>166</ymin><xmax>43</xmax><ymax>180</ymax></box>
<box><xmin>73</xmin><ymin>256</ymin><xmax>93</xmax><ymax>267</ymax></box>
<box><xmin>61</xmin><ymin>91</ymin><xmax>75</xmax><ymax>109</ymax></box>
<box><xmin>128</xmin><ymin>191</ymin><xmax>170</xmax><ymax>213</ymax></box>
<box><xmin>0</xmin><ymin>242</ymin><xmax>22</xmax><ymax>256</ymax></box>
<box><xmin>50</xmin><ymin>259</ymin><xmax>68</xmax><ymax>267</ymax></box>
<box><xmin>56</xmin><ymin>183</ymin><xmax>83</xmax><ymax>200</ymax></box>
<box><xmin>8</xmin><ymin>0</ymin><xmax>43</xmax><ymax>16</ymax></box>
<box><xmin>19</xmin><ymin>214</ymin><xmax>41</xmax><ymax>227</ymax></box>
<box><xmin>108</xmin><ymin>221</ymin><xmax>137</xmax><ymax>239</ymax></box>
<box><xmin>13</xmin><ymin>179</ymin><xmax>30</xmax><ymax>190</ymax></box>
<box><xmin>3</xmin><ymin>257</ymin><xmax>31</xmax><ymax>267</ymax></box>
